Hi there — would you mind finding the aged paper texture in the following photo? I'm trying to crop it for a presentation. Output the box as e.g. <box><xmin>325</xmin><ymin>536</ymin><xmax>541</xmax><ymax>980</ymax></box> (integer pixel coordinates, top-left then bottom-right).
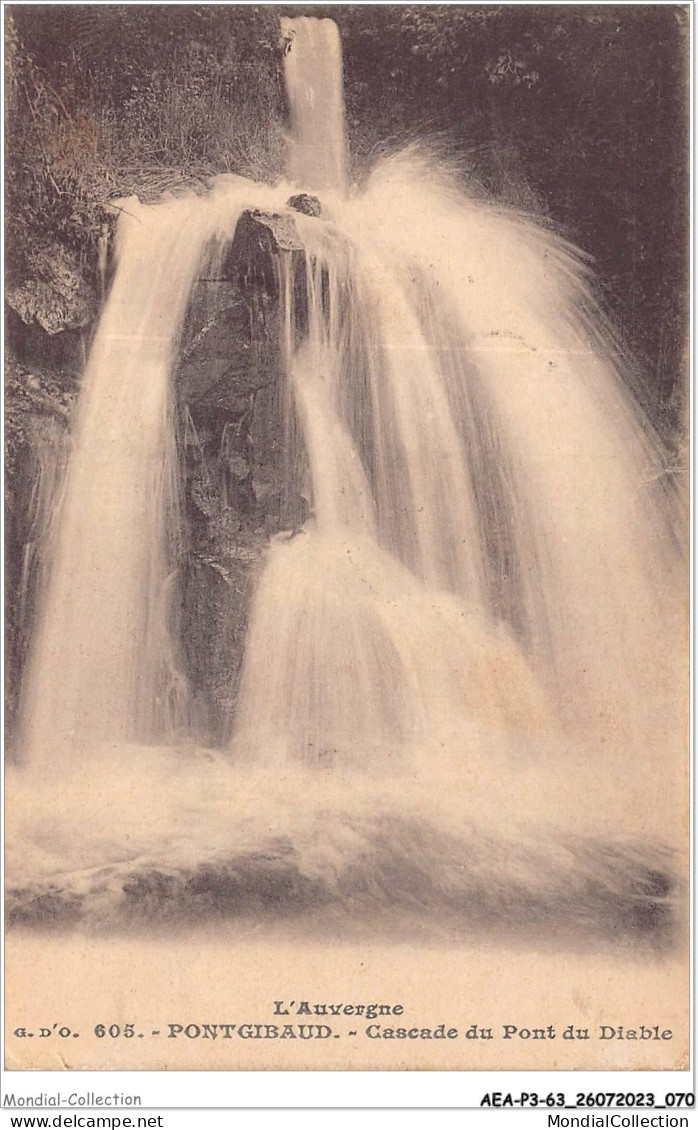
<box><xmin>4</xmin><ymin>3</ymin><xmax>690</xmax><ymax>1073</ymax></box>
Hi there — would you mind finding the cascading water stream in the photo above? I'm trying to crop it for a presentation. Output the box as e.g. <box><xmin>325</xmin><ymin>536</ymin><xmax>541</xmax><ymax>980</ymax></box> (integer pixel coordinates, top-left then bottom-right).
<box><xmin>280</xmin><ymin>16</ymin><xmax>348</xmax><ymax>195</ymax></box>
<box><xmin>324</xmin><ymin>165</ymin><xmax>685</xmax><ymax>753</ymax></box>
<box><xmin>19</xmin><ymin>178</ymin><xmax>285</xmax><ymax>772</ymax></box>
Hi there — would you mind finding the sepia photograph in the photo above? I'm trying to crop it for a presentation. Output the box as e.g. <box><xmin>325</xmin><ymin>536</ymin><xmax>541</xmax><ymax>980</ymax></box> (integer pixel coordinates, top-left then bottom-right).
<box><xmin>3</xmin><ymin>2</ymin><xmax>690</xmax><ymax>1075</ymax></box>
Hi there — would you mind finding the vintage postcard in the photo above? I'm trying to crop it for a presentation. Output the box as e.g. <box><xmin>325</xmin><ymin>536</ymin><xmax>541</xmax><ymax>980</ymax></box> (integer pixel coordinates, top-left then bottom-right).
<box><xmin>3</xmin><ymin>2</ymin><xmax>690</xmax><ymax>1076</ymax></box>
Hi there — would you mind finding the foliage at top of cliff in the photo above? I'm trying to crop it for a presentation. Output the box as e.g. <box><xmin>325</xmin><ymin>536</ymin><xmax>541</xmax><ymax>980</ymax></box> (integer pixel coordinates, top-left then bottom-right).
<box><xmin>5</xmin><ymin>6</ymin><xmax>285</xmax><ymax>278</ymax></box>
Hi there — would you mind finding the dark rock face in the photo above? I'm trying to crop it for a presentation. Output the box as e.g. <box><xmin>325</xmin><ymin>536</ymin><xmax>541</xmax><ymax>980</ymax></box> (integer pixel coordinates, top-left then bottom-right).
<box><xmin>175</xmin><ymin>209</ymin><xmax>310</xmax><ymax>744</ymax></box>
<box><xmin>6</xmin><ymin>238</ymin><xmax>97</xmax><ymax>336</ymax></box>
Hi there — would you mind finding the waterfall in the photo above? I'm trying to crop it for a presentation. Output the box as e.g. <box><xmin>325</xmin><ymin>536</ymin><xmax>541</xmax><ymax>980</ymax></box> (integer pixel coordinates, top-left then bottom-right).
<box><xmin>8</xmin><ymin>17</ymin><xmax>685</xmax><ymax>937</ymax></box>
<box><xmin>18</xmin><ymin>16</ymin><xmax>682</xmax><ymax>781</ymax></box>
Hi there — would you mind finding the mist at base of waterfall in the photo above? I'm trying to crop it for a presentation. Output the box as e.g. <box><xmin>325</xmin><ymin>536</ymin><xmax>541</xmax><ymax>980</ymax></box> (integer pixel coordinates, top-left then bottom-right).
<box><xmin>6</xmin><ymin>731</ymin><xmax>683</xmax><ymax>949</ymax></box>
